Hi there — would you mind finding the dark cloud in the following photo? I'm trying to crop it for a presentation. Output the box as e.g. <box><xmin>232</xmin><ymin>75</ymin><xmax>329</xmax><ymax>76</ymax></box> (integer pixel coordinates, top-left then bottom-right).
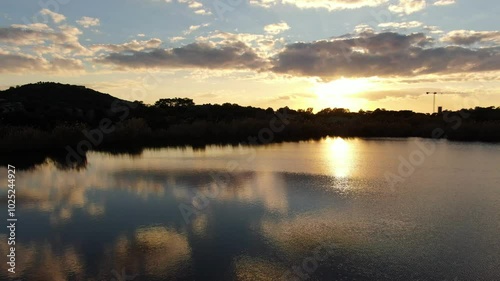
<box><xmin>441</xmin><ymin>30</ymin><xmax>500</xmax><ymax>45</ymax></box>
<box><xmin>96</xmin><ymin>41</ymin><xmax>268</xmax><ymax>70</ymax></box>
<box><xmin>0</xmin><ymin>53</ymin><xmax>84</xmax><ymax>73</ymax></box>
<box><xmin>272</xmin><ymin>32</ymin><xmax>500</xmax><ymax>79</ymax></box>
<box><xmin>396</xmin><ymin>72</ymin><xmax>500</xmax><ymax>84</ymax></box>
<box><xmin>0</xmin><ymin>53</ymin><xmax>43</xmax><ymax>72</ymax></box>
<box><xmin>0</xmin><ymin>24</ymin><xmax>59</xmax><ymax>45</ymax></box>
<box><xmin>0</xmin><ymin>24</ymin><xmax>88</xmax><ymax>55</ymax></box>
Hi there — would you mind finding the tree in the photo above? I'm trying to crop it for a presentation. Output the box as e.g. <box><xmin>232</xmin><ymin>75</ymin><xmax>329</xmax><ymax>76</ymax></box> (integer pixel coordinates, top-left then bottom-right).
<box><xmin>154</xmin><ymin>98</ymin><xmax>195</xmax><ymax>108</ymax></box>
<box><xmin>133</xmin><ymin>100</ymin><xmax>147</xmax><ymax>107</ymax></box>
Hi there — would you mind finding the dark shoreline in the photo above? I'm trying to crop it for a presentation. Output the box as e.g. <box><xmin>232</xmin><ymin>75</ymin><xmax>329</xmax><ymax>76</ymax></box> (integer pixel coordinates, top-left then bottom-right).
<box><xmin>2</xmin><ymin>82</ymin><xmax>500</xmax><ymax>169</ymax></box>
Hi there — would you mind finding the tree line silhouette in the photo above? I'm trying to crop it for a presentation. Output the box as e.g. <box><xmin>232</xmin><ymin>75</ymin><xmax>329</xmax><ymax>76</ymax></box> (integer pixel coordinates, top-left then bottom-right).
<box><xmin>1</xmin><ymin>82</ymin><xmax>500</xmax><ymax>154</ymax></box>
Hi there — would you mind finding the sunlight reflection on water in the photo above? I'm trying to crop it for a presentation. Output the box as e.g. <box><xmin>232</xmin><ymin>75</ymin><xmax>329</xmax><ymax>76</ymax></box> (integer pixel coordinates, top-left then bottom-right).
<box><xmin>1</xmin><ymin>137</ymin><xmax>500</xmax><ymax>280</ymax></box>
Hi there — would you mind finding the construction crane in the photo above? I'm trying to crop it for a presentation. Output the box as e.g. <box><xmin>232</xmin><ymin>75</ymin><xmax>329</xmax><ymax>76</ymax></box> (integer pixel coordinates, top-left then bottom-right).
<box><xmin>426</xmin><ymin>92</ymin><xmax>442</xmax><ymax>113</ymax></box>
<box><xmin>426</xmin><ymin>91</ymin><xmax>470</xmax><ymax>113</ymax></box>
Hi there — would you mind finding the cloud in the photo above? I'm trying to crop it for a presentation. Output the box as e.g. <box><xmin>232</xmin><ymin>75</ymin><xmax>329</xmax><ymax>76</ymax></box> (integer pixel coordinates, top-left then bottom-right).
<box><xmin>353</xmin><ymin>24</ymin><xmax>375</xmax><ymax>34</ymax></box>
<box><xmin>394</xmin><ymin>72</ymin><xmax>500</xmax><ymax>84</ymax></box>
<box><xmin>90</xmin><ymin>38</ymin><xmax>163</xmax><ymax>52</ymax></box>
<box><xmin>423</xmin><ymin>25</ymin><xmax>444</xmax><ymax>34</ymax></box>
<box><xmin>0</xmin><ymin>21</ymin><xmax>91</xmax><ymax>76</ymax></box>
<box><xmin>196</xmin><ymin>31</ymin><xmax>287</xmax><ymax>57</ymax></box>
<box><xmin>249</xmin><ymin>0</ymin><xmax>276</xmax><ymax>8</ymax></box>
<box><xmin>137</xmin><ymin>33</ymin><xmax>146</xmax><ymax>37</ymax></box>
<box><xmin>264</xmin><ymin>22</ymin><xmax>290</xmax><ymax>35</ymax></box>
<box><xmin>178</xmin><ymin>0</ymin><xmax>212</xmax><ymax>15</ymax></box>
<box><xmin>0</xmin><ymin>53</ymin><xmax>46</xmax><ymax>72</ymax></box>
<box><xmin>96</xmin><ymin>41</ymin><xmax>269</xmax><ymax>70</ymax></box>
<box><xmin>183</xmin><ymin>23</ymin><xmax>210</xmax><ymax>35</ymax></box>
<box><xmin>0</xmin><ymin>24</ymin><xmax>57</xmax><ymax>45</ymax></box>
<box><xmin>250</xmin><ymin>0</ymin><xmax>388</xmax><ymax>11</ymax></box>
<box><xmin>0</xmin><ymin>52</ymin><xmax>84</xmax><ymax>74</ymax></box>
<box><xmin>193</xmin><ymin>9</ymin><xmax>211</xmax><ymax>15</ymax></box>
<box><xmin>379</xmin><ymin>21</ymin><xmax>423</xmax><ymax>29</ymax></box>
<box><xmin>433</xmin><ymin>0</ymin><xmax>455</xmax><ymax>6</ymax></box>
<box><xmin>76</xmin><ymin>16</ymin><xmax>100</xmax><ymax>28</ymax></box>
<box><xmin>40</xmin><ymin>9</ymin><xmax>66</xmax><ymax>23</ymax></box>
<box><xmin>170</xmin><ymin>36</ymin><xmax>185</xmax><ymax>42</ymax></box>
<box><xmin>441</xmin><ymin>30</ymin><xmax>500</xmax><ymax>45</ymax></box>
<box><xmin>271</xmin><ymin>32</ymin><xmax>500</xmax><ymax>80</ymax></box>
<box><xmin>0</xmin><ymin>24</ymin><xmax>89</xmax><ymax>55</ymax></box>
<box><xmin>389</xmin><ymin>0</ymin><xmax>426</xmax><ymax>14</ymax></box>
<box><xmin>49</xmin><ymin>56</ymin><xmax>85</xmax><ymax>72</ymax></box>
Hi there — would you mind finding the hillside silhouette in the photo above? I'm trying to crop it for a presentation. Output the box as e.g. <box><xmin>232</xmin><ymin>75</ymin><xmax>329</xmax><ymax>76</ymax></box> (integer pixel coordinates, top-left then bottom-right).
<box><xmin>1</xmin><ymin>82</ymin><xmax>500</xmax><ymax>158</ymax></box>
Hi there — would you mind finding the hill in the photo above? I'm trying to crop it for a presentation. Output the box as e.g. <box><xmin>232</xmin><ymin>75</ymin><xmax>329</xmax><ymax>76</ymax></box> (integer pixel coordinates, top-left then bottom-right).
<box><xmin>0</xmin><ymin>82</ymin><xmax>129</xmax><ymax>128</ymax></box>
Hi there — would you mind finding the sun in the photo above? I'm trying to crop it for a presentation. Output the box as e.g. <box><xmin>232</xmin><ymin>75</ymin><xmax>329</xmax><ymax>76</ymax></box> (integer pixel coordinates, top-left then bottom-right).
<box><xmin>313</xmin><ymin>78</ymin><xmax>372</xmax><ymax>111</ymax></box>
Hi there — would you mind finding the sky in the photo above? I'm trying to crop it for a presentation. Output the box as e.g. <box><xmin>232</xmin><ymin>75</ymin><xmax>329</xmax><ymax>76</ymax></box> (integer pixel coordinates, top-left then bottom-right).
<box><xmin>0</xmin><ymin>0</ymin><xmax>499</xmax><ymax>113</ymax></box>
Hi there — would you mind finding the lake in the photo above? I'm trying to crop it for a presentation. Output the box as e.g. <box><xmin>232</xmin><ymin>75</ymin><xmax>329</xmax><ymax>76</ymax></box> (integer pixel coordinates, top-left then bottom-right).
<box><xmin>1</xmin><ymin>137</ymin><xmax>500</xmax><ymax>281</ymax></box>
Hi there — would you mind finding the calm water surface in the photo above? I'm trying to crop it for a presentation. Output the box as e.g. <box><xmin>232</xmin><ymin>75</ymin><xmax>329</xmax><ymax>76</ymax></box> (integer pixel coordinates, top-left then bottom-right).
<box><xmin>1</xmin><ymin>138</ymin><xmax>500</xmax><ymax>281</ymax></box>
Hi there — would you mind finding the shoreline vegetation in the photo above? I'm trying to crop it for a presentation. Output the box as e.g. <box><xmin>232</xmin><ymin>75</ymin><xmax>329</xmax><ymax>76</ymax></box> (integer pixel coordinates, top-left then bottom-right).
<box><xmin>1</xmin><ymin>82</ymin><xmax>500</xmax><ymax>169</ymax></box>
